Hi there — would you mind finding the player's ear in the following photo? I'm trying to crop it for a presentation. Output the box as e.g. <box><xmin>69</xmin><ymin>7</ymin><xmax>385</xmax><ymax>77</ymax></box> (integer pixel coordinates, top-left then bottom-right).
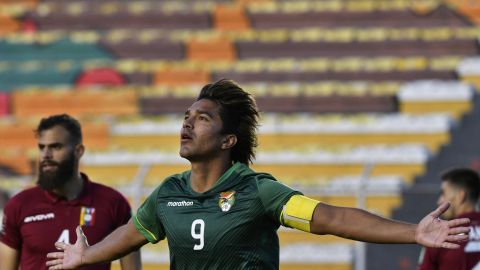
<box><xmin>221</xmin><ymin>134</ymin><xmax>237</xmax><ymax>150</ymax></box>
<box><xmin>75</xmin><ymin>144</ymin><xmax>85</xmax><ymax>159</ymax></box>
<box><xmin>458</xmin><ymin>189</ymin><xmax>467</xmax><ymax>204</ymax></box>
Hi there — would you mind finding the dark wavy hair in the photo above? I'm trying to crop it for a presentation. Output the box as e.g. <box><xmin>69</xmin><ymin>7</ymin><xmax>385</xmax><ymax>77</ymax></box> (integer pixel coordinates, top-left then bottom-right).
<box><xmin>441</xmin><ymin>167</ymin><xmax>480</xmax><ymax>205</ymax></box>
<box><xmin>35</xmin><ymin>114</ymin><xmax>83</xmax><ymax>145</ymax></box>
<box><xmin>197</xmin><ymin>79</ymin><xmax>259</xmax><ymax>165</ymax></box>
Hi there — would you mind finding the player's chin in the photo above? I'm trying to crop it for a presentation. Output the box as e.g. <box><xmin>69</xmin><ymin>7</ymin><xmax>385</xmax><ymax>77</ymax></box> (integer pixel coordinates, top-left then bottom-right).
<box><xmin>179</xmin><ymin>148</ymin><xmax>192</xmax><ymax>159</ymax></box>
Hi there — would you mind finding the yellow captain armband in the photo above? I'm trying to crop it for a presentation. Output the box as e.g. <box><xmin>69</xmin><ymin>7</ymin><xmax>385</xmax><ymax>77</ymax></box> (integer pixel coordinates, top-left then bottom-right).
<box><xmin>280</xmin><ymin>195</ymin><xmax>319</xmax><ymax>232</ymax></box>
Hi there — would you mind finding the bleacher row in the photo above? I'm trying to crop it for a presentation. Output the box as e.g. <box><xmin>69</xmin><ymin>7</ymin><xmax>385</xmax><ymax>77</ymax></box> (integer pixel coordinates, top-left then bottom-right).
<box><xmin>2</xmin><ymin>0</ymin><xmax>480</xmax><ymax>269</ymax></box>
<box><xmin>0</xmin><ymin>57</ymin><xmax>469</xmax><ymax>90</ymax></box>
<box><xmin>1</xmin><ymin>0</ymin><xmax>479</xmax><ymax>31</ymax></box>
<box><xmin>3</xmin><ymin>26</ymin><xmax>480</xmax><ymax>43</ymax></box>
<box><xmin>0</xmin><ymin>78</ymin><xmax>474</xmax><ymax>117</ymax></box>
<box><xmin>0</xmin><ymin>56</ymin><xmax>467</xmax><ymax>73</ymax></box>
<box><xmin>2</xmin><ymin>0</ymin><xmax>468</xmax><ymax>16</ymax></box>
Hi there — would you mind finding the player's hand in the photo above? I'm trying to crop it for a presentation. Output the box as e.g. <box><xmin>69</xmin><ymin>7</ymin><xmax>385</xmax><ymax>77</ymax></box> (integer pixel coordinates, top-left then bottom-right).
<box><xmin>415</xmin><ymin>202</ymin><xmax>471</xmax><ymax>249</ymax></box>
<box><xmin>46</xmin><ymin>226</ymin><xmax>89</xmax><ymax>269</ymax></box>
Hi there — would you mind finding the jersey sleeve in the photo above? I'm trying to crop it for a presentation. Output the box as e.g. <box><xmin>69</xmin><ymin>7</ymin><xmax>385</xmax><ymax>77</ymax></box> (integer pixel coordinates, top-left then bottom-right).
<box><xmin>0</xmin><ymin>197</ymin><xmax>22</xmax><ymax>250</ymax></box>
<box><xmin>133</xmin><ymin>186</ymin><xmax>165</xmax><ymax>244</ymax></box>
<box><xmin>112</xmin><ymin>192</ymin><xmax>132</xmax><ymax>228</ymax></box>
<box><xmin>257</xmin><ymin>177</ymin><xmax>301</xmax><ymax>225</ymax></box>
<box><xmin>418</xmin><ymin>247</ymin><xmax>437</xmax><ymax>270</ymax></box>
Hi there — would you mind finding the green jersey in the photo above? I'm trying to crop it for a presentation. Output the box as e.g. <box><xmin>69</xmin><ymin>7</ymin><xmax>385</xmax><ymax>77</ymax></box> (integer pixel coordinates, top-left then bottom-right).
<box><xmin>133</xmin><ymin>162</ymin><xmax>301</xmax><ymax>270</ymax></box>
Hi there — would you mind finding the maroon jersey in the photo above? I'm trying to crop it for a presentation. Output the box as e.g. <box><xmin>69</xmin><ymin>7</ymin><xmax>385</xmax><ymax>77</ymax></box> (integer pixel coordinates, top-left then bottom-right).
<box><xmin>0</xmin><ymin>173</ymin><xmax>132</xmax><ymax>270</ymax></box>
<box><xmin>419</xmin><ymin>212</ymin><xmax>480</xmax><ymax>270</ymax></box>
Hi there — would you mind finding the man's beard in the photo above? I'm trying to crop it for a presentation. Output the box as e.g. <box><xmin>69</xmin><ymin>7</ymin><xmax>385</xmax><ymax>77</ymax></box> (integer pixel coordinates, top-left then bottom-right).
<box><xmin>37</xmin><ymin>153</ymin><xmax>76</xmax><ymax>191</ymax></box>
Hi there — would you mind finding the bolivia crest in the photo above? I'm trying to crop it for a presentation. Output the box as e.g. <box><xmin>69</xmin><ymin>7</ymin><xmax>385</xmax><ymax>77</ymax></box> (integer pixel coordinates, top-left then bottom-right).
<box><xmin>218</xmin><ymin>191</ymin><xmax>235</xmax><ymax>212</ymax></box>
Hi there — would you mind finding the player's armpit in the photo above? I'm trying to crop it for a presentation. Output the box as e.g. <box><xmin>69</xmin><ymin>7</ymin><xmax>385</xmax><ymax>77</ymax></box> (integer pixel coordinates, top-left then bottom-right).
<box><xmin>280</xmin><ymin>195</ymin><xmax>319</xmax><ymax>232</ymax></box>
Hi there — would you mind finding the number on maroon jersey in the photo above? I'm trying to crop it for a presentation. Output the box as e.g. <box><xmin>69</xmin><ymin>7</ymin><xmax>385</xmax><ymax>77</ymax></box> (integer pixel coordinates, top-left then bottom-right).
<box><xmin>57</xmin><ymin>229</ymin><xmax>70</xmax><ymax>244</ymax></box>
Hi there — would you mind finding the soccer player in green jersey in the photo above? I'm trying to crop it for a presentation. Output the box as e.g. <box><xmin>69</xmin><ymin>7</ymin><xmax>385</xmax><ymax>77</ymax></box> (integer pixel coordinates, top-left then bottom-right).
<box><xmin>46</xmin><ymin>79</ymin><xmax>471</xmax><ymax>270</ymax></box>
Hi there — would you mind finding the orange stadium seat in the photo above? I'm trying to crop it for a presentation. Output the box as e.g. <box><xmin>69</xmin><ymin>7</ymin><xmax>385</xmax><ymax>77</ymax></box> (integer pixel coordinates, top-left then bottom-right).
<box><xmin>154</xmin><ymin>70</ymin><xmax>210</xmax><ymax>86</ymax></box>
<box><xmin>457</xmin><ymin>6</ymin><xmax>480</xmax><ymax>25</ymax></box>
<box><xmin>213</xmin><ymin>5</ymin><xmax>250</xmax><ymax>30</ymax></box>
<box><xmin>187</xmin><ymin>39</ymin><xmax>236</xmax><ymax>62</ymax></box>
<box><xmin>236</xmin><ymin>0</ymin><xmax>272</xmax><ymax>4</ymax></box>
<box><xmin>11</xmin><ymin>89</ymin><xmax>138</xmax><ymax>117</ymax></box>
<box><xmin>0</xmin><ymin>0</ymin><xmax>36</xmax><ymax>8</ymax></box>
<box><xmin>410</xmin><ymin>1</ymin><xmax>441</xmax><ymax>15</ymax></box>
<box><xmin>0</xmin><ymin>124</ymin><xmax>36</xmax><ymax>149</ymax></box>
<box><xmin>0</xmin><ymin>0</ymin><xmax>36</xmax><ymax>4</ymax></box>
<box><xmin>448</xmin><ymin>0</ymin><xmax>480</xmax><ymax>25</ymax></box>
<box><xmin>0</xmin><ymin>93</ymin><xmax>8</xmax><ymax>116</ymax></box>
<box><xmin>0</xmin><ymin>15</ymin><xmax>21</xmax><ymax>35</ymax></box>
<box><xmin>0</xmin><ymin>150</ymin><xmax>32</xmax><ymax>175</ymax></box>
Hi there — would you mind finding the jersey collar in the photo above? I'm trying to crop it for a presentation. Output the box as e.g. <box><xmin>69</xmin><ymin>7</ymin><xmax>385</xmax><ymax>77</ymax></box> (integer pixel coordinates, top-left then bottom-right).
<box><xmin>187</xmin><ymin>162</ymin><xmax>246</xmax><ymax>195</ymax></box>
<box><xmin>44</xmin><ymin>172</ymin><xmax>94</xmax><ymax>206</ymax></box>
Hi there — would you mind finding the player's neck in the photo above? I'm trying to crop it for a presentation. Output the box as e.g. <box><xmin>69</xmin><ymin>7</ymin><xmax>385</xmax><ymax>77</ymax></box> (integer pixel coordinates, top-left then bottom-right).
<box><xmin>456</xmin><ymin>203</ymin><xmax>476</xmax><ymax>217</ymax></box>
<box><xmin>53</xmin><ymin>172</ymin><xmax>84</xmax><ymax>201</ymax></box>
<box><xmin>190</xmin><ymin>159</ymin><xmax>232</xmax><ymax>193</ymax></box>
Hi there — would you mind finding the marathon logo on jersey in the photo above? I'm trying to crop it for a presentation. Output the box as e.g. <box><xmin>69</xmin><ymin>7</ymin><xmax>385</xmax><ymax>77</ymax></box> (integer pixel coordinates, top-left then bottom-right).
<box><xmin>219</xmin><ymin>191</ymin><xmax>235</xmax><ymax>212</ymax></box>
<box><xmin>24</xmin><ymin>213</ymin><xmax>55</xmax><ymax>223</ymax></box>
<box><xmin>167</xmin><ymin>201</ymin><xmax>194</xmax><ymax>207</ymax></box>
<box><xmin>79</xmin><ymin>207</ymin><xmax>95</xmax><ymax>227</ymax></box>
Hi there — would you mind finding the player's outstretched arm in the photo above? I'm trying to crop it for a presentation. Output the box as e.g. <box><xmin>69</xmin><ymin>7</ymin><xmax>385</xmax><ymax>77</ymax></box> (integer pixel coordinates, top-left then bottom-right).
<box><xmin>310</xmin><ymin>201</ymin><xmax>470</xmax><ymax>248</ymax></box>
<box><xmin>46</xmin><ymin>218</ymin><xmax>148</xmax><ymax>270</ymax></box>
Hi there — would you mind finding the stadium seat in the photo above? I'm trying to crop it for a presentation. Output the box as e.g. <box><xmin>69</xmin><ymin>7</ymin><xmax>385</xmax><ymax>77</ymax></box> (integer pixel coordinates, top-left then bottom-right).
<box><xmin>213</xmin><ymin>5</ymin><xmax>250</xmax><ymax>30</ymax></box>
<box><xmin>397</xmin><ymin>80</ymin><xmax>474</xmax><ymax>118</ymax></box>
<box><xmin>0</xmin><ymin>150</ymin><xmax>32</xmax><ymax>175</ymax></box>
<box><xmin>0</xmin><ymin>15</ymin><xmax>21</xmax><ymax>35</ymax></box>
<box><xmin>153</xmin><ymin>69</ymin><xmax>210</xmax><ymax>86</ymax></box>
<box><xmin>0</xmin><ymin>93</ymin><xmax>8</xmax><ymax>116</ymax></box>
<box><xmin>75</xmin><ymin>67</ymin><xmax>126</xmax><ymax>87</ymax></box>
<box><xmin>187</xmin><ymin>39</ymin><xmax>236</xmax><ymax>61</ymax></box>
<box><xmin>11</xmin><ymin>89</ymin><xmax>138</xmax><ymax>117</ymax></box>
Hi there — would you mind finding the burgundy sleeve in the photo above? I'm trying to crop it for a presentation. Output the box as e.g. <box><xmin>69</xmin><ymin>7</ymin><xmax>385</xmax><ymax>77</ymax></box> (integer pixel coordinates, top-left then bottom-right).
<box><xmin>113</xmin><ymin>193</ymin><xmax>132</xmax><ymax>228</ymax></box>
<box><xmin>0</xmin><ymin>198</ymin><xmax>22</xmax><ymax>250</ymax></box>
<box><xmin>419</xmin><ymin>247</ymin><xmax>437</xmax><ymax>270</ymax></box>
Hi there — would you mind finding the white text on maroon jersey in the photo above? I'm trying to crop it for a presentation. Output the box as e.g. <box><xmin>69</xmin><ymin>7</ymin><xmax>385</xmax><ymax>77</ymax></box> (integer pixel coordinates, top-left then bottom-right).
<box><xmin>24</xmin><ymin>213</ymin><xmax>55</xmax><ymax>223</ymax></box>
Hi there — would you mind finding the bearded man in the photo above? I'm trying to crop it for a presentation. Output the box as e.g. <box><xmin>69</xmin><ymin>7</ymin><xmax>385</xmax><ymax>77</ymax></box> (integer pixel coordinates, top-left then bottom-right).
<box><xmin>0</xmin><ymin>114</ymin><xmax>141</xmax><ymax>270</ymax></box>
